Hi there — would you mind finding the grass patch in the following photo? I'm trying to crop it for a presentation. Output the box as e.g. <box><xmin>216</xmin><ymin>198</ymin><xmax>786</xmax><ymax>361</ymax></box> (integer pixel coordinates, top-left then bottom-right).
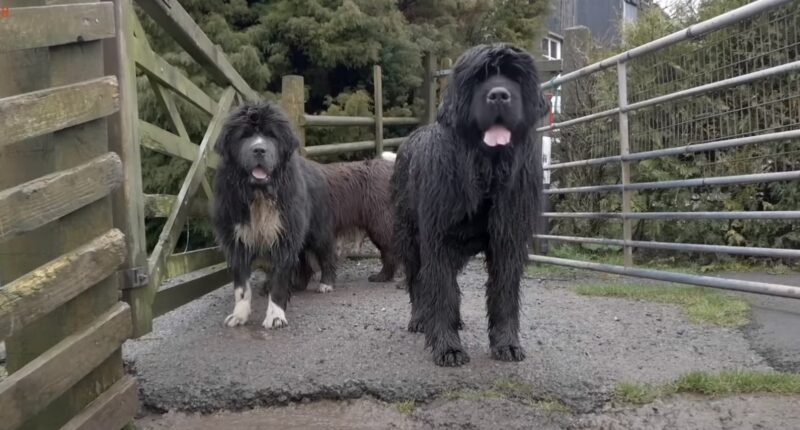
<box><xmin>615</xmin><ymin>370</ymin><xmax>800</xmax><ymax>405</ymax></box>
<box><xmin>613</xmin><ymin>382</ymin><xmax>664</xmax><ymax>405</ymax></box>
<box><xmin>442</xmin><ymin>379</ymin><xmax>572</xmax><ymax>413</ymax></box>
<box><xmin>574</xmin><ymin>282</ymin><xmax>750</xmax><ymax>326</ymax></box>
<box><xmin>395</xmin><ymin>399</ymin><xmax>416</xmax><ymax>415</ymax></box>
<box><xmin>672</xmin><ymin>369</ymin><xmax>800</xmax><ymax>396</ymax></box>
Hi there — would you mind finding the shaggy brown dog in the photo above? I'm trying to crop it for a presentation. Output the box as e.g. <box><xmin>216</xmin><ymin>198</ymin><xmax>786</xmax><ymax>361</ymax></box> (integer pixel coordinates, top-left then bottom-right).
<box><xmin>320</xmin><ymin>157</ymin><xmax>397</xmax><ymax>282</ymax></box>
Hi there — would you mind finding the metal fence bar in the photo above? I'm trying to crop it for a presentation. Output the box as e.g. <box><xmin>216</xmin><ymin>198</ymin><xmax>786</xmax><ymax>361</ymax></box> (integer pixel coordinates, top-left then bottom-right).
<box><xmin>528</xmin><ymin>255</ymin><xmax>800</xmax><ymax>299</ymax></box>
<box><xmin>540</xmin><ymin>0</ymin><xmax>792</xmax><ymax>90</ymax></box>
<box><xmin>532</xmin><ymin>234</ymin><xmax>800</xmax><ymax>259</ymax></box>
<box><xmin>545</xmin><ymin>170</ymin><xmax>800</xmax><ymax>194</ymax></box>
<box><xmin>617</xmin><ymin>62</ymin><xmax>633</xmax><ymax>266</ymax></box>
<box><xmin>541</xmin><ymin>211</ymin><xmax>800</xmax><ymax>220</ymax></box>
<box><xmin>538</xmin><ymin>60</ymin><xmax>799</xmax><ymax>134</ymax></box>
<box><xmin>625</xmin><ymin>61</ymin><xmax>800</xmax><ymax>112</ymax></box>
<box><xmin>545</xmin><ymin>129</ymin><xmax>800</xmax><ymax>170</ymax></box>
<box><xmin>536</xmin><ymin>107</ymin><xmax>618</xmax><ymax>133</ymax></box>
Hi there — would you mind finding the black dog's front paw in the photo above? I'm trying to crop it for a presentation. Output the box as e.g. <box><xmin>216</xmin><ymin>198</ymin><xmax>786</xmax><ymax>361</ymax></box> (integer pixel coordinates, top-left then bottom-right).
<box><xmin>434</xmin><ymin>347</ymin><xmax>470</xmax><ymax>367</ymax></box>
<box><xmin>368</xmin><ymin>272</ymin><xmax>393</xmax><ymax>282</ymax></box>
<box><xmin>407</xmin><ymin>318</ymin><xmax>425</xmax><ymax>333</ymax></box>
<box><xmin>491</xmin><ymin>344</ymin><xmax>526</xmax><ymax>362</ymax></box>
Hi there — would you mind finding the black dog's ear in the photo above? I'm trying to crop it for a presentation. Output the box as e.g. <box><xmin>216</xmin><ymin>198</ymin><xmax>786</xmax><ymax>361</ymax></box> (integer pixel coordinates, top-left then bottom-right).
<box><xmin>265</xmin><ymin>104</ymin><xmax>300</xmax><ymax>159</ymax></box>
<box><xmin>535</xmin><ymin>92</ymin><xmax>551</xmax><ymax>121</ymax></box>
<box><xmin>273</xmin><ymin>118</ymin><xmax>300</xmax><ymax>158</ymax></box>
<box><xmin>214</xmin><ymin>105</ymin><xmax>248</xmax><ymax>156</ymax></box>
<box><xmin>214</xmin><ymin>119</ymin><xmax>235</xmax><ymax>157</ymax></box>
<box><xmin>436</xmin><ymin>84</ymin><xmax>456</xmax><ymax>128</ymax></box>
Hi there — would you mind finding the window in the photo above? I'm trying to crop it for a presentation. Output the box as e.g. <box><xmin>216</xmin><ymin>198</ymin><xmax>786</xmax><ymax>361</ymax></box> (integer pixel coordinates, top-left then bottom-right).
<box><xmin>541</xmin><ymin>36</ymin><xmax>562</xmax><ymax>60</ymax></box>
<box><xmin>623</xmin><ymin>0</ymin><xmax>638</xmax><ymax>21</ymax></box>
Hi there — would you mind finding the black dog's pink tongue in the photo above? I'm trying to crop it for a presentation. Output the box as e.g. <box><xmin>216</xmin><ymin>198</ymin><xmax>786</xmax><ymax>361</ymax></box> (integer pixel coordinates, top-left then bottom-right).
<box><xmin>483</xmin><ymin>125</ymin><xmax>511</xmax><ymax>146</ymax></box>
<box><xmin>252</xmin><ymin>167</ymin><xmax>268</xmax><ymax>180</ymax></box>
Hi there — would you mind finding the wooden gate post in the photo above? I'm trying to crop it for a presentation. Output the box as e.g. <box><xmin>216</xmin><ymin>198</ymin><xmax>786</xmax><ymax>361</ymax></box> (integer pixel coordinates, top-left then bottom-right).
<box><xmin>422</xmin><ymin>52</ymin><xmax>437</xmax><ymax>124</ymax></box>
<box><xmin>373</xmin><ymin>65</ymin><xmax>384</xmax><ymax>156</ymax></box>
<box><xmin>281</xmin><ymin>75</ymin><xmax>306</xmax><ymax>154</ymax></box>
<box><xmin>105</xmin><ymin>0</ymin><xmax>152</xmax><ymax>338</ymax></box>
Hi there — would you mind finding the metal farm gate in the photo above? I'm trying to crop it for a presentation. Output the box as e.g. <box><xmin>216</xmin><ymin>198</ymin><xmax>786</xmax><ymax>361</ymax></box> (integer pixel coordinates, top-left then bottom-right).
<box><xmin>525</xmin><ymin>0</ymin><xmax>800</xmax><ymax>298</ymax></box>
<box><xmin>430</xmin><ymin>0</ymin><xmax>800</xmax><ymax>298</ymax></box>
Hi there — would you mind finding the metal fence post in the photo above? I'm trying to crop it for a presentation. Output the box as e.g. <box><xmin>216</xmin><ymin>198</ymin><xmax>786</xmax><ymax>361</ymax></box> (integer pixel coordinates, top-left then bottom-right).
<box><xmin>617</xmin><ymin>62</ymin><xmax>634</xmax><ymax>267</ymax></box>
<box><xmin>373</xmin><ymin>65</ymin><xmax>384</xmax><ymax>156</ymax></box>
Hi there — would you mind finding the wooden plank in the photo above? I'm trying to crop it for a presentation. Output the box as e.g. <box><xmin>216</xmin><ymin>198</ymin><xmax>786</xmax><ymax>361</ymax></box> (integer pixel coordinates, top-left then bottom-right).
<box><xmin>167</xmin><ymin>247</ymin><xmax>225</xmax><ymax>279</ymax></box>
<box><xmin>305</xmin><ymin>137</ymin><xmax>406</xmax><ymax>157</ymax></box>
<box><xmin>0</xmin><ymin>76</ymin><xmax>120</xmax><ymax>148</ymax></box>
<box><xmin>373</xmin><ymin>65</ymin><xmax>384</xmax><ymax>156</ymax></box>
<box><xmin>133</xmin><ymin>35</ymin><xmax>217</xmax><ymax>115</ymax></box>
<box><xmin>144</xmin><ymin>194</ymin><xmax>209</xmax><ymax>219</ymax></box>
<box><xmin>104</xmin><ymin>0</ymin><xmax>152</xmax><ymax>338</ymax></box>
<box><xmin>135</xmin><ymin>0</ymin><xmax>259</xmax><ymax>102</ymax></box>
<box><xmin>150</xmin><ymin>78</ymin><xmax>191</xmax><ymax>140</ymax></box>
<box><xmin>0</xmin><ymin>3</ymin><xmax>115</xmax><ymax>52</ymax></box>
<box><xmin>0</xmin><ymin>229</ymin><xmax>126</xmax><ymax>342</ymax></box>
<box><xmin>439</xmin><ymin>58</ymin><xmax>453</xmax><ymax>97</ymax></box>
<box><xmin>0</xmin><ymin>302</ymin><xmax>132</xmax><ymax>430</ymax></box>
<box><xmin>139</xmin><ymin>120</ymin><xmax>220</xmax><ymax>168</ymax></box>
<box><xmin>281</xmin><ymin>75</ymin><xmax>306</xmax><ymax>153</ymax></box>
<box><xmin>19</xmin><ymin>12</ymin><xmax>126</xmax><ymax>427</ymax></box>
<box><xmin>422</xmin><ymin>52</ymin><xmax>437</xmax><ymax>124</ymax></box>
<box><xmin>153</xmin><ymin>263</ymin><xmax>229</xmax><ymax>318</ymax></box>
<box><xmin>147</xmin><ymin>88</ymin><xmax>235</xmax><ymax>291</ymax></box>
<box><xmin>59</xmin><ymin>375</ymin><xmax>138</xmax><ymax>430</ymax></box>
<box><xmin>0</xmin><ymin>0</ymin><xmax>59</xmax><ymax>286</ymax></box>
<box><xmin>0</xmin><ymin>152</ymin><xmax>123</xmax><ymax>242</ymax></box>
<box><xmin>149</xmin><ymin>74</ymin><xmax>219</xmax><ymax>210</ymax></box>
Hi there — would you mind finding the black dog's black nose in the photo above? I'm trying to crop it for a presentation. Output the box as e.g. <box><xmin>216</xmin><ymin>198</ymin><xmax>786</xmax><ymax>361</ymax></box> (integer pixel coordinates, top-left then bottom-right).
<box><xmin>251</xmin><ymin>142</ymin><xmax>267</xmax><ymax>157</ymax></box>
<box><xmin>487</xmin><ymin>87</ymin><xmax>511</xmax><ymax>104</ymax></box>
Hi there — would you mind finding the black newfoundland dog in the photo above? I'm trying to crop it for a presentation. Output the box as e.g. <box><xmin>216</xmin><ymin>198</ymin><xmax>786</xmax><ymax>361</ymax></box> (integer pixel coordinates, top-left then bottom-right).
<box><xmin>390</xmin><ymin>43</ymin><xmax>549</xmax><ymax>366</ymax></box>
<box><xmin>213</xmin><ymin>102</ymin><xmax>338</xmax><ymax>330</ymax></box>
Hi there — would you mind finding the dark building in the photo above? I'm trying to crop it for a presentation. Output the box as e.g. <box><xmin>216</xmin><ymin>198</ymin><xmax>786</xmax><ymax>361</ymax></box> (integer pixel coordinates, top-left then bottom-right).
<box><xmin>541</xmin><ymin>0</ymin><xmax>655</xmax><ymax>61</ymax></box>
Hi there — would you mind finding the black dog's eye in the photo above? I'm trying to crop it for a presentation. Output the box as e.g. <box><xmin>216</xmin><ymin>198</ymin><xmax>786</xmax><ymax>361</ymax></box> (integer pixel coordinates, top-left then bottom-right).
<box><xmin>248</xmin><ymin>111</ymin><xmax>260</xmax><ymax>124</ymax></box>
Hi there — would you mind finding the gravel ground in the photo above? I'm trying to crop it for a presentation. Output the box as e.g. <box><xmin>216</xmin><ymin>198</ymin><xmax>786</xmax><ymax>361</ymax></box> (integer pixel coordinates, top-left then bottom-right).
<box><xmin>125</xmin><ymin>257</ymin><xmax>800</xmax><ymax>429</ymax></box>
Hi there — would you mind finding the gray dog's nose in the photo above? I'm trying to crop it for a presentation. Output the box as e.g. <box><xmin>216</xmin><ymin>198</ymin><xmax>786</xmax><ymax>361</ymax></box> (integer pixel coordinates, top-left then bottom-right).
<box><xmin>251</xmin><ymin>142</ymin><xmax>267</xmax><ymax>157</ymax></box>
<box><xmin>487</xmin><ymin>87</ymin><xmax>511</xmax><ymax>104</ymax></box>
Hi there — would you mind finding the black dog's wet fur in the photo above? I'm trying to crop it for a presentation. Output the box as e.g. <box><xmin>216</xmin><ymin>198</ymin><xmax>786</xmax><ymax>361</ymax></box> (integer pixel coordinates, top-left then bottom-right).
<box><xmin>213</xmin><ymin>102</ymin><xmax>337</xmax><ymax>315</ymax></box>
<box><xmin>391</xmin><ymin>44</ymin><xmax>549</xmax><ymax>366</ymax></box>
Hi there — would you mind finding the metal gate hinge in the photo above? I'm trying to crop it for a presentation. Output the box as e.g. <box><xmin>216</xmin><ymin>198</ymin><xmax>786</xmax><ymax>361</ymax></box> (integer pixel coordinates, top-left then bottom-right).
<box><xmin>119</xmin><ymin>267</ymin><xmax>149</xmax><ymax>289</ymax></box>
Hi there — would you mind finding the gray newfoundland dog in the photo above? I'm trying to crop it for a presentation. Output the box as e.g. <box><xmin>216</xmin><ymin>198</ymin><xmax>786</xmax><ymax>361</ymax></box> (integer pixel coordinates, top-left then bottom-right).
<box><xmin>212</xmin><ymin>102</ymin><xmax>338</xmax><ymax>330</ymax></box>
<box><xmin>389</xmin><ymin>43</ymin><xmax>549</xmax><ymax>366</ymax></box>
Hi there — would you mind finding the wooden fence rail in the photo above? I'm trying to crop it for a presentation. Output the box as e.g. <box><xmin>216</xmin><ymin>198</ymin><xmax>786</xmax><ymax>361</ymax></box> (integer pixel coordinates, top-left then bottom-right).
<box><xmin>284</xmin><ymin>64</ymin><xmax>425</xmax><ymax>158</ymax></box>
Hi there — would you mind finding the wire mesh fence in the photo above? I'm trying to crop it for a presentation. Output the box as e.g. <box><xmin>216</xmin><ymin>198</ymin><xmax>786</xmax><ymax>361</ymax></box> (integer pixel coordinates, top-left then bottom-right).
<box><xmin>534</xmin><ymin>0</ymin><xmax>800</xmax><ymax>299</ymax></box>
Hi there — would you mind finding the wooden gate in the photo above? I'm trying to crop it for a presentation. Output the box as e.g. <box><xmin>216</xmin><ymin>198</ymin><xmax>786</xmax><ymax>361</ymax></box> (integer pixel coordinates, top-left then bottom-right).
<box><xmin>0</xmin><ymin>2</ymin><xmax>136</xmax><ymax>429</ymax></box>
<box><xmin>111</xmin><ymin>0</ymin><xmax>259</xmax><ymax>339</ymax></box>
